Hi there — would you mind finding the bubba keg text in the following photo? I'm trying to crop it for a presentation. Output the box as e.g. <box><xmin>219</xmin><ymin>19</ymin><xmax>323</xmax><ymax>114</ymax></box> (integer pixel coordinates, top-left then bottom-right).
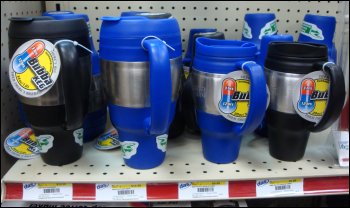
<box><xmin>28</xmin><ymin>58</ymin><xmax>53</xmax><ymax>91</ymax></box>
<box><xmin>310</xmin><ymin>90</ymin><xmax>328</xmax><ymax>100</ymax></box>
<box><xmin>231</xmin><ymin>91</ymin><xmax>249</xmax><ymax>101</ymax></box>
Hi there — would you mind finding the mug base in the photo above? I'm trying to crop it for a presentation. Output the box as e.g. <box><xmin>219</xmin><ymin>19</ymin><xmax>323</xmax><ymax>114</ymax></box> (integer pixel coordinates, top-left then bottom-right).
<box><xmin>118</xmin><ymin>129</ymin><xmax>167</xmax><ymax>170</ymax></box>
<box><xmin>268</xmin><ymin>125</ymin><xmax>309</xmax><ymax>162</ymax></box>
<box><xmin>201</xmin><ymin>132</ymin><xmax>242</xmax><ymax>164</ymax></box>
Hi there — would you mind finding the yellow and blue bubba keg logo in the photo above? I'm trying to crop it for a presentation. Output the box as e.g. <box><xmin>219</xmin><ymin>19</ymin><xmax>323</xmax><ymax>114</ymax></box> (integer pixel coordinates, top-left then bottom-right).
<box><xmin>9</xmin><ymin>39</ymin><xmax>60</xmax><ymax>98</ymax></box>
<box><xmin>216</xmin><ymin>71</ymin><xmax>250</xmax><ymax>123</ymax></box>
<box><xmin>293</xmin><ymin>71</ymin><xmax>329</xmax><ymax>123</ymax></box>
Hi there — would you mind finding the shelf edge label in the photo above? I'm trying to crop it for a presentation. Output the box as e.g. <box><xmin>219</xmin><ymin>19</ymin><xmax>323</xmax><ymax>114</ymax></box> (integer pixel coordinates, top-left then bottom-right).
<box><xmin>95</xmin><ymin>183</ymin><xmax>147</xmax><ymax>201</ymax></box>
<box><xmin>256</xmin><ymin>178</ymin><xmax>304</xmax><ymax>197</ymax></box>
<box><xmin>23</xmin><ymin>183</ymin><xmax>72</xmax><ymax>201</ymax></box>
<box><xmin>178</xmin><ymin>181</ymin><xmax>229</xmax><ymax>200</ymax></box>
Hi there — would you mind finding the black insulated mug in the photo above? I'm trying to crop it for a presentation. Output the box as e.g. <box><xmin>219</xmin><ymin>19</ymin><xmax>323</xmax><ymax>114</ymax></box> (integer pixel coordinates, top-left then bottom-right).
<box><xmin>8</xmin><ymin>17</ymin><xmax>91</xmax><ymax>165</ymax></box>
<box><xmin>265</xmin><ymin>42</ymin><xmax>345</xmax><ymax>161</ymax></box>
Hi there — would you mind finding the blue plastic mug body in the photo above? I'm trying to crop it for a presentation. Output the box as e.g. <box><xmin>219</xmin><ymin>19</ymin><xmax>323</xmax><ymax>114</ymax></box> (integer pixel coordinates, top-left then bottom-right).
<box><xmin>192</xmin><ymin>38</ymin><xmax>267</xmax><ymax>163</ymax></box>
<box><xmin>298</xmin><ymin>14</ymin><xmax>337</xmax><ymax>62</ymax></box>
<box><xmin>242</xmin><ymin>13</ymin><xmax>277</xmax><ymax>49</ymax></box>
<box><xmin>100</xmin><ymin>13</ymin><xmax>182</xmax><ymax>169</ymax></box>
<box><xmin>43</xmin><ymin>11</ymin><xmax>107</xmax><ymax>142</ymax></box>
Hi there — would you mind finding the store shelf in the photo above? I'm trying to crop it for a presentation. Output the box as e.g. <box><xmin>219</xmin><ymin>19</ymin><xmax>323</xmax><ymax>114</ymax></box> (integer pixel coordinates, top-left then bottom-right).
<box><xmin>1</xmin><ymin>129</ymin><xmax>348</xmax><ymax>202</ymax></box>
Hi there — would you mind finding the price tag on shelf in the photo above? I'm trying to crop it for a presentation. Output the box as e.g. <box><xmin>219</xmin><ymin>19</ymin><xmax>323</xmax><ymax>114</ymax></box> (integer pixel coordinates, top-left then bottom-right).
<box><xmin>256</xmin><ymin>178</ymin><xmax>304</xmax><ymax>197</ymax></box>
<box><xmin>22</xmin><ymin>183</ymin><xmax>72</xmax><ymax>201</ymax></box>
<box><xmin>95</xmin><ymin>183</ymin><xmax>147</xmax><ymax>201</ymax></box>
<box><xmin>178</xmin><ymin>181</ymin><xmax>229</xmax><ymax>200</ymax></box>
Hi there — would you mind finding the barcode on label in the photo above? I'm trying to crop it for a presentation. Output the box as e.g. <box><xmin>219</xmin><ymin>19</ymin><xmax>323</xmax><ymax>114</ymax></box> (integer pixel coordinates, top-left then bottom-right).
<box><xmin>43</xmin><ymin>188</ymin><xmax>60</xmax><ymax>194</ymax></box>
<box><xmin>117</xmin><ymin>190</ymin><xmax>135</xmax><ymax>195</ymax></box>
<box><xmin>275</xmin><ymin>185</ymin><xmax>291</xmax><ymax>191</ymax></box>
<box><xmin>197</xmin><ymin>187</ymin><xmax>214</xmax><ymax>192</ymax></box>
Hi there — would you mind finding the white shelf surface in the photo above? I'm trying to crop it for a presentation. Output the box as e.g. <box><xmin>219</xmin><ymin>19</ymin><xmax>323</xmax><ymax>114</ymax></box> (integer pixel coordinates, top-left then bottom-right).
<box><xmin>1</xmin><ymin>128</ymin><xmax>349</xmax><ymax>203</ymax></box>
<box><xmin>2</xmin><ymin>129</ymin><xmax>348</xmax><ymax>184</ymax></box>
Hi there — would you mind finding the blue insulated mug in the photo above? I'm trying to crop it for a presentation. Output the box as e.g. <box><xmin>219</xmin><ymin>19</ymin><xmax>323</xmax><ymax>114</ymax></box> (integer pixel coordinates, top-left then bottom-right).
<box><xmin>192</xmin><ymin>38</ymin><xmax>267</xmax><ymax>163</ymax></box>
<box><xmin>120</xmin><ymin>11</ymin><xmax>184</xmax><ymax>139</ymax></box>
<box><xmin>242</xmin><ymin>13</ymin><xmax>277</xmax><ymax>49</ymax></box>
<box><xmin>298</xmin><ymin>14</ymin><xmax>337</xmax><ymax>62</ymax></box>
<box><xmin>182</xmin><ymin>29</ymin><xmax>225</xmax><ymax>134</ymax></box>
<box><xmin>100</xmin><ymin>13</ymin><xmax>182</xmax><ymax>169</ymax></box>
<box><xmin>43</xmin><ymin>11</ymin><xmax>107</xmax><ymax>142</ymax></box>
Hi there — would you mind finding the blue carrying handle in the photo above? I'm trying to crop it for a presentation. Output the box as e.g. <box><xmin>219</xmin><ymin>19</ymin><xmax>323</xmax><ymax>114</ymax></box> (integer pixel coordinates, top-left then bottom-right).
<box><xmin>232</xmin><ymin>61</ymin><xmax>267</xmax><ymax>136</ymax></box>
<box><xmin>142</xmin><ymin>39</ymin><xmax>172</xmax><ymax>135</ymax></box>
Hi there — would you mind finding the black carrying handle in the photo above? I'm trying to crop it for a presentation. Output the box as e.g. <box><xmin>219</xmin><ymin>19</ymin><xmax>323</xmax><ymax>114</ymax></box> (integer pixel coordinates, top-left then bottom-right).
<box><xmin>56</xmin><ymin>42</ymin><xmax>90</xmax><ymax>130</ymax></box>
<box><xmin>309</xmin><ymin>62</ymin><xmax>346</xmax><ymax>132</ymax></box>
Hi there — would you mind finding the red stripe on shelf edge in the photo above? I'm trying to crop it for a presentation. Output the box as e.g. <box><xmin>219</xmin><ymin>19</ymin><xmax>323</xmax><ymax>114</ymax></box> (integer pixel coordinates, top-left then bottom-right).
<box><xmin>304</xmin><ymin>176</ymin><xmax>349</xmax><ymax>194</ymax></box>
<box><xmin>5</xmin><ymin>183</ymin><xmax>23</xmax><ymax>200</ymax></box>
<box><xmin>73</xmin><ymin>184</ymin><xmax>95</xmax><ymax>200</ymax></box>
<box><xmin>147</xmin><ymin>183</ymin><xmax>178</xmax><ymax>200</ymax></box>
<box><xmin>229</xmin><ymin>180</ymin><xmax>256</xmax><ymax>198</ymax></box>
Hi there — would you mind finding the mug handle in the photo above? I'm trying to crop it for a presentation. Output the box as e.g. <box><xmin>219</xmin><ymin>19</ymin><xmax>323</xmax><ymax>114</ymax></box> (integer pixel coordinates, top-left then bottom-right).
<box><xmin>308</xmin><ymin>62</ymin><xmax>345</xmax><ymax>132</ymax></box>
<box><xmin>56</xmin><ymin>42</ymin><xmax>91</xmax><ymax>130</ymax></box>
<box><xmin>232</xmin><ymin>61</ymin><xmax>268</xmax><ymax>136</ymax></box>
<box><xmin>142</xmin><ymin>39</ymin><xmax>172</xmax><ymax>135</ymax></box>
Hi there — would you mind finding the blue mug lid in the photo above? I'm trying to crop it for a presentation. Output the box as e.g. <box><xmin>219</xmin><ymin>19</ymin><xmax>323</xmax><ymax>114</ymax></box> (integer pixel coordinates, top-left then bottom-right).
<box><xmin>100</xmin><ymin>14</ymin><xmax>182</xmax><ymax>62</ymax></box>
<box><xmin>193</xmin><ymin>38</ymin><xmax>258</xmax><ymax>73</ymax></box>
<box><xmin>195</xmin><ymin>38</ymin><xmax>257</xmax><ymax>58</ymax></box>
<box><xmin>43</xmin><ymin>11</ymin><xmax>90</xmax><ymax>22</ymax></box>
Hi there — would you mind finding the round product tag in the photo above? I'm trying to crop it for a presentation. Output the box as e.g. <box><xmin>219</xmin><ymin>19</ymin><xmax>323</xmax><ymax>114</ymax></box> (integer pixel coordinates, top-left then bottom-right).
<box><xmin>95</xmin><ymin>128</ymin><xmax>120</xmax><ymax>150</ymax></box>
<box><xmin>9</xmin><ymin>39</ymin><xmax>60</xmax><ymax>98</ymax></box>
<box><xmin>214</xmin><ymin>70</ymin><xmax>250</xmax><ymax>123</ymax></box>
<box><xmin>293</xmin><ymin>71</ymin><xmax>329</xmax><ymax>123</ymax></box>
<box><xmin>4</xmin><ymin>128</ymin><xmax>40</xmax><ymax>159</ymax></box>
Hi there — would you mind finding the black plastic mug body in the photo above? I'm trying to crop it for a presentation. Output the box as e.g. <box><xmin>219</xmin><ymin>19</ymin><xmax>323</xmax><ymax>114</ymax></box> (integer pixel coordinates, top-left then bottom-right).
<box><xmin>8</xmin><ymin>17</ymin><xmax>91</xmax><ymax>165</ymax></box>
<box><xmin>265</xmin><ymin>42</ymin><xmax>345</xmax><ymax>161</ymax></box>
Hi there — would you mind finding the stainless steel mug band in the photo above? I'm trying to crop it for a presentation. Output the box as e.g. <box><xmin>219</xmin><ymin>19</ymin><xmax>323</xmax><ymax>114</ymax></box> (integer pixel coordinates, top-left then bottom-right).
<box><xmin>265</xmin><ymin>68</ymin><xmax>304</xmax><ymax>114</ymax></box>
<box><xmin>101</xmin><ymin>57</ymin><xmax>182</xmax><ymax>108</ymax></box>
<box><xmin>191</xmin><ymin>68</ymin><xmax>226</xmax><ymax>115</ymax></box>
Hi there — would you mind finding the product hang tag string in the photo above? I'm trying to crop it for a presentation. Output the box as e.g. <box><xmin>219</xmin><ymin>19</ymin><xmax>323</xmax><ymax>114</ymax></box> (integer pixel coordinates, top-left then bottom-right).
<box><xmin>141</xmin><ymin>35</ymin><xmax>175</xmax><ymax>51</ymax></box>
<box><xmin>53</xmin><ymin>39</ymin><xmax>93</xmax><ymax>54</ymax></box>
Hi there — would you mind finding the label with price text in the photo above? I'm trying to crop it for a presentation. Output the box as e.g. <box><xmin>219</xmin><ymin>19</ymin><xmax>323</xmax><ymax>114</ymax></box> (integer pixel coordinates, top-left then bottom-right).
<box><xmin>23</xmin><ymin>183</ymin><xmax>72</xmax><ymax>201</ymax></box>
<box><xmin>256</xmin><ymin>179</ymin><xmax>304</xmax><ymax>197</ymax></box>
<box><xmin>95</xmin><ymin>183</ymin><xmax>147</xmax><ymax>201</ymax></box>
<box><xmin>178</xmin><ymin>181</ymin><xmax>228</xmax><ymax>200</ymax></box>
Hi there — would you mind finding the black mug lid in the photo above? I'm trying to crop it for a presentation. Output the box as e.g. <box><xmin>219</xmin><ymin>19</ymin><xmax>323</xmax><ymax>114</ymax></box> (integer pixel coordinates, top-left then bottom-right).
<box><xmin>265</xmin><ymin>42</ymin><xmax>328</xmax><ymax>74</ymax></box>
<box><xmin>10</xmin><ymin>16</ymin><xmax>54</xmax><ymax>22</ymax></box>
<box><xmin>267</xmin><ymin>42</ymin><xmax>328</xmax><ymax>59</ymax></box>
<box><xmin>8</xmin><ymin>17</ymin><xmax>90</xmax><ymax>58</ymax></box>
<box><xmin>9</xmin><ymin>17</ymin><xmax>89</xmax><ymax>40</ymax></box>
